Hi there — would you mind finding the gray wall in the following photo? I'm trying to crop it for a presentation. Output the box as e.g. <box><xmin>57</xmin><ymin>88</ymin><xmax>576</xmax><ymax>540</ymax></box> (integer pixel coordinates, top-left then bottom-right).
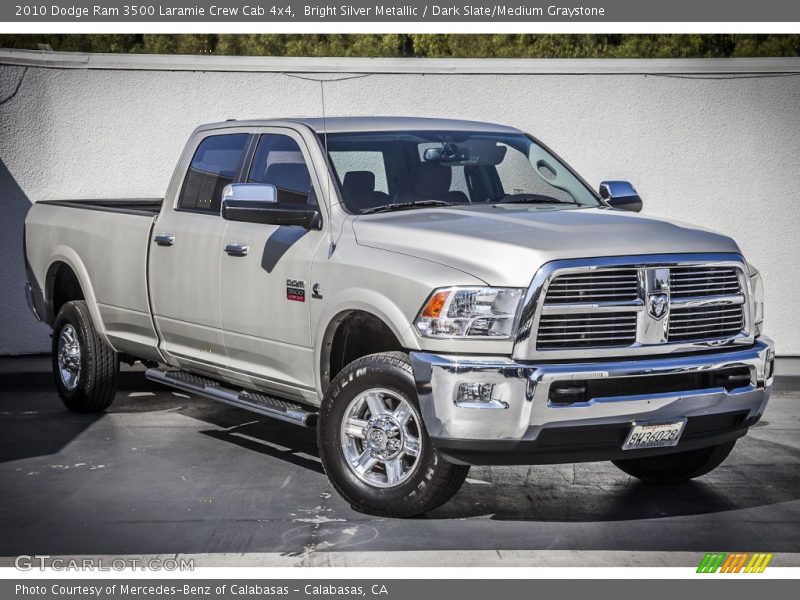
<box><xmin>1</xmin><ymin>51</ymin><xmax>799</xmax><ymax>357</ymax></box>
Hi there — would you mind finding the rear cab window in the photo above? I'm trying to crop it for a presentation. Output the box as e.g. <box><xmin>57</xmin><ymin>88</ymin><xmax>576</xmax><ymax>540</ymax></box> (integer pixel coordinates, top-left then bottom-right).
<box><xmin>178</xmin><ymin>133</ymin><xmax>249</xmax><ymax>213</ymax></box>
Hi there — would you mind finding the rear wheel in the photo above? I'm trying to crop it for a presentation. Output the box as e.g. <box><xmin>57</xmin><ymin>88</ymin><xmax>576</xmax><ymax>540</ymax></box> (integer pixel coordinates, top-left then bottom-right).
<box><xmin>52</xmin><ymin>300</ymin><xmax>119</xmax><ymax>413</ymax></box>
<box><xmin>317</xmin><ymin>352</ymin><xmax>469</xmax><ymax>517</ymax></box>
<box><xmin>612</xmin><ymin>441</ymin><xmax>736</xmax><ymax>482</ymax></box>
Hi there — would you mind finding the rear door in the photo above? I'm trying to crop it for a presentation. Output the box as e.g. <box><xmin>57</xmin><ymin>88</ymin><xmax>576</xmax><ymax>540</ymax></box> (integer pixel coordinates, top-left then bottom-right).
<box><xmin>149</xmin><ymin>131</ymin><xmax>251</xmax><ymax>376</ymax></box>
<box><xmin>219</xmin><ymin>129</ymin><xmax>327</xmax><ymax>393</ymax></box>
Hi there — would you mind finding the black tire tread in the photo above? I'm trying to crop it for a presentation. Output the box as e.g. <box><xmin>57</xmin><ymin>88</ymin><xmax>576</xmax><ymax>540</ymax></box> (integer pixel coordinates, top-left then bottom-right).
<box><xmin>52</xmin><ymin>300</ymin><xmax>119</xmax><ymax>413</ymax></box>
<box><xmin>318</xmin><ymin>351</ymin><xmax>469</xmax><ymax>518</ymax></box>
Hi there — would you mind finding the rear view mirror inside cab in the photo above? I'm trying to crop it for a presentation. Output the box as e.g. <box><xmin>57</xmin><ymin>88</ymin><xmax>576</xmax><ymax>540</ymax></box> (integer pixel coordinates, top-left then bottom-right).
<box><xmin>422</xmin><ymin>141</ymin><xmax>507</xmax><ymax>166</ymax></box>
<box><xmin>423</xmin><ymin>143</ymin><xmax>469</xmax><ymax>162</ymax></box>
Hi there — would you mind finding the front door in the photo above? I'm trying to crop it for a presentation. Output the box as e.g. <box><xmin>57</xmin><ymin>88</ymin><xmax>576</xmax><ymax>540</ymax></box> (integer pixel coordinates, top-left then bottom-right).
<box><xmin>219</xmin><ymin>130</ymin><xmax>327</xmax><ymax>395</ymax></box>
<box><xmin>149</xmin><ymin>131</ymin><xmax>250</xmax><ymax>377</ymax></box>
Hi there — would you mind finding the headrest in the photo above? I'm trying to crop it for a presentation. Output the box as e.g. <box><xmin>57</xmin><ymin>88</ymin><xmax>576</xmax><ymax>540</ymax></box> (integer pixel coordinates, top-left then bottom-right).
<box><xmin>412</xmin><ymin>163</ymin><xmax>452</xmax><ymax>196</ymax></box>
<box><xmin>343</xmin><ymin>171</ymin><xmax>376</xmax><ymax>196</ymax></box>
<box><xmin>264</xmin><ymin>163</ymin><xmax>310</xmax><ymax>193</ymax></box>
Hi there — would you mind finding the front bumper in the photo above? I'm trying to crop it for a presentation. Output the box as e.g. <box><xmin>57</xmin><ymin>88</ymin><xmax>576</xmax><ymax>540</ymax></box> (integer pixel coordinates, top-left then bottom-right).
<box><xmin>410</xmin><ymin>338</ymin><xmax>774</xmax><ymax>465</ymax></box>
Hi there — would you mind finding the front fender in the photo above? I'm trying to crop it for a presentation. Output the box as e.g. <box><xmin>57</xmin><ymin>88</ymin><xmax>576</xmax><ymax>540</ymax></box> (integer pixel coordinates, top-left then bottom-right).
<box><xmin>312</xmin><ymin>288</ymin><xmax>420</xmax><ymax>398</ymax></box>
<box><xmin>309</xmin><ymin>237</ymin><xmax>491</xmax><ymax>397</ymax></box>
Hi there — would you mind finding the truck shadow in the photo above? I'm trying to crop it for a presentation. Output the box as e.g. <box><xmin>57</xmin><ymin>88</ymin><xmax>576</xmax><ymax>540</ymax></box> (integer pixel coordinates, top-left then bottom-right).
<box><xmin>108</xmin><ymin>375</ymin><xmax>326</xmax><ymax>474</ymax></box>
<box><xmin>198</xmin><ymin>420</ymin><xmax>324</xmax><ymax>475</ymax></box>
<box><xmin>427</xmin><ymin>435</ymin><xmax>800</xmax><ymax>522</ymax></box>
<box><xmin>6</xmin><ymin>364</ymin><xmax>797</xmax><ymax>525</ymax></box>
<box><xmin>0</xmin><ymin>402</ymin><xmax>102</xmax><ymax>464</ymax></box>
<box><xmin>0</xmin><ymin>367</ymin><xmax>166</xmax><ymax>463</ymax></box>
<box><xmin>177</xmin><ymin>391</ymin><xmax>800</xmax><ymax>523</ymax></box>
<box><xmin>109</xmin><ymin>374</ymin><xmax>799</xmax><ymax>524</ymax></box>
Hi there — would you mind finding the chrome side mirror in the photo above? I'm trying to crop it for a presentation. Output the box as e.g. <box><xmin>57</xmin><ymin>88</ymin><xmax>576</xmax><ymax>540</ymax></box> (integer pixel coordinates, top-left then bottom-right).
<box><xmin>222</xmin><ymin>183</ymin><xmax>277</xmax><ymax>204</ymax></box>
<box><xmin>599</xmin><ymin>180</ymin><xmax>643</xmax><ymax>213</ymax></box>
<box><xmin>221</xmin><ymin>183</ymin><xmax>321</xmax><ymax>229</ymax></box>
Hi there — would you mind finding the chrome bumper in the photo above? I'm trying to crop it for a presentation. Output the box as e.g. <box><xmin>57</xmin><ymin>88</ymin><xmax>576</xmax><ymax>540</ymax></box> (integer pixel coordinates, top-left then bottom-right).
<box><xmin>410</xmin><ymin>338</ymin><xmax>774</xmax><ymax>463</ymax></box>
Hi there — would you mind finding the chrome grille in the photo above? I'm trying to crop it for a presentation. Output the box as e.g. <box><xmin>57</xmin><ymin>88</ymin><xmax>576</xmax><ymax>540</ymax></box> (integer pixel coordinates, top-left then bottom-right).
<box><xmin>537</xmin><ymin>312</ymin><xmax>637</xmax><ymax>350</ymax></box>
<box><xmin>670</xmin><ymin>267</ymin><xmax>740</xmax><ymax>298</ymax></box>
<box><xmin>544</xmin><ymin>270</ymin><xmax>638</xmax><ymax>304</ymax></box>
<box><xmin>668</xmin><ymin>305</ymin><xmax>745</xmax><ymax>341</ymax></box>
<box><xmin>529</xmin><ymin>258</ymin><xmax>749</xmax><ymax>355</ymax></box>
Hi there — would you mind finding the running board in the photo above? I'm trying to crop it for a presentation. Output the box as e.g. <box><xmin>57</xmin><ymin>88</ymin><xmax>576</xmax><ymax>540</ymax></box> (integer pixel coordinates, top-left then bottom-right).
<box><xmin>145</xmin><ymin>368</ymin><xmax>317</xmax><ymax>427</ymax></box>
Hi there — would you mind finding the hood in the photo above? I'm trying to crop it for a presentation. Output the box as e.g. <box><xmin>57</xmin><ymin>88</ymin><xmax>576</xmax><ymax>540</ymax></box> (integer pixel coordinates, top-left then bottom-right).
<box><xmin>351</xmin><ymin>205</ymin><xmax>742</xmax><ymax>286</ymax></box>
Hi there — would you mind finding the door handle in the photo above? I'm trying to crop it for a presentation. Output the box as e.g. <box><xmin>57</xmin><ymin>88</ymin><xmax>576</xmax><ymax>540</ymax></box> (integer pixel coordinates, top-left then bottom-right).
<box><xmin>224</xmin><ymin>243</ymin><xmax>249</xmax><ymax>257</ymax></box>
<box><xmin>153</xmin><ymin>234</ymin><xmax>175</xmax><ymax>247</ymax></box>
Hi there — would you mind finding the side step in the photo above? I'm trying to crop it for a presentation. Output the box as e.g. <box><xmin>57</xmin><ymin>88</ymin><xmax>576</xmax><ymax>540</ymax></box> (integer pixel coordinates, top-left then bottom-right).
<box><xmin>145</xmin><ymin>368</ymin><xmax>318</xmax><ymax>427</ymax></box>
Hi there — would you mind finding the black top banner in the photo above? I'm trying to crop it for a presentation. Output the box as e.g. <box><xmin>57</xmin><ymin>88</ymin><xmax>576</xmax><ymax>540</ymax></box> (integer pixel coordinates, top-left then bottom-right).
<box><xmin>5</xmin><ymin>0</ymin><xmax>800</xmax><ymax>22</ymax></box>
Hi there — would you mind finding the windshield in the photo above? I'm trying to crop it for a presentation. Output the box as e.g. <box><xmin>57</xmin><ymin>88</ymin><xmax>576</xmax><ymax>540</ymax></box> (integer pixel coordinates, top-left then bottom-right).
<box><xmin>321</xmin><ymin>130</ymin><xmax>600</xmax><ymax>214</ymax></box>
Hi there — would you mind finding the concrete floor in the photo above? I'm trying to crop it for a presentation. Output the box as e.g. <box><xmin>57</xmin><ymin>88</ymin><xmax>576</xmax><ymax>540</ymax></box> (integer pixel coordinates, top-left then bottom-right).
<box><xmin>1</xmin><ymin>357</ymin><xmax>799</xmax><ymax>567</ymax></box>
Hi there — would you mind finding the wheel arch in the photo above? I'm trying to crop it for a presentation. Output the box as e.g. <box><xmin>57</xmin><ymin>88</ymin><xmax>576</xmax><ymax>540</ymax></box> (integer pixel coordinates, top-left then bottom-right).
<box><xmin>44</xmin><ymin>248</ymin><xmax>111</xmax><ymax>347</ymax></box>
<box><xmin>317</xmin><ymin>304</ymin><xmax>417</xmax><ymax>395</ymax></box>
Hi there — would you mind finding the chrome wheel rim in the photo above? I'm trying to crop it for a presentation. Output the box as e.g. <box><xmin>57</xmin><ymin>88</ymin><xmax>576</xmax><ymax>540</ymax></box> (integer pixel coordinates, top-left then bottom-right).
<box><xmin>340</xmin><ymin>388</ymin><xmax>423</xmax><ymax>489</ymax></box>
<box><xmin>57</xmin><ymin>324</ymin><xmax>81</xmax><ymax>391</ymax></box>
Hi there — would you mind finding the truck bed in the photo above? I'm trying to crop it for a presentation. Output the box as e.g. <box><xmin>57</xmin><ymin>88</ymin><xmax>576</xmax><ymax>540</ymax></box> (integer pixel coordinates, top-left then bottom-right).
<box><xmin>25</xmin><ymin>198</ymin><xmax>162</xmax><ymax>361</ymax></box>
<box><xmin>38</xmin><ymin>198</ymin><xmax>163</xmax><ymax>216</ymax></box>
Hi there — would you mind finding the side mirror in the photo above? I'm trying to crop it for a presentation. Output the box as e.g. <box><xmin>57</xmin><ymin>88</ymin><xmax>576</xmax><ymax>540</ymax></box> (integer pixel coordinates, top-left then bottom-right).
<box><xmin>599</xmin><ymin>180</ymin><xmax>643</xmax><ymax>213</ymax></box>
<box><xmin>221</xmin><ymin>183</ymin><xmax>322</xmax><ymax>229</ymax></box>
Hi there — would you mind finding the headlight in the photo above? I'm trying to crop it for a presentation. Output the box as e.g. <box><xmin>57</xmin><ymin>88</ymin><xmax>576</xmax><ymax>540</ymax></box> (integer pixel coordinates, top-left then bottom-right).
<box><xmin>748</xmin><ymin>263</ymin><xmax>764</xmax><ymax>337</ymax></box>
<box><xmin>414</xmin><ymin>287</ymin><xmax>525</xmax><ymax>339</ymax></box>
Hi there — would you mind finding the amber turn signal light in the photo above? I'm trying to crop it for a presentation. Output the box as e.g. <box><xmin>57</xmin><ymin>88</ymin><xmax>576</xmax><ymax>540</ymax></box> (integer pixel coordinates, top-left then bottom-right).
<box><xmin>420</xmin><ymin>290</ymin><xmax>451</xmax><ymax>318</ymax></box>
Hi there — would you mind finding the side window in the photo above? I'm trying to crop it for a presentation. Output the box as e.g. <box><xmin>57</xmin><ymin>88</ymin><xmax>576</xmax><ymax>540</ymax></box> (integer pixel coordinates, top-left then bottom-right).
<box><xmin>248</xmin><ymin>134</ymin><xmax>314</xmax><ymax>204</ymax></box>
<box><xmin>178</xmin><ymin>133</ymin><xmax>249</xmax><ymax>213</ymax></box>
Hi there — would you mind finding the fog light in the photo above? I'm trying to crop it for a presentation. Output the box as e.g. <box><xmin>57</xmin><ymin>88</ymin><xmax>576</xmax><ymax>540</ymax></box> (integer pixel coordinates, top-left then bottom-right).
<box><xmin>765</xmin><ymin>347</ymin><xmax>775</xmax><ymax>380</ymax></box>
<box><xmin>455</xmin><ymin>383</ymin><xmax>506</xmax><ymax>409</ymax></box>
<box><xmin>457</xmin><ymin>382</ymin><xmax>494</xmax><ymax>402</ymax></box>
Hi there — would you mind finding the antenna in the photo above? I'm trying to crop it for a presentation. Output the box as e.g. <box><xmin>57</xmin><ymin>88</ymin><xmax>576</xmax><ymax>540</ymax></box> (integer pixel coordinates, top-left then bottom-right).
<box><xmin>320</xmin><ymin>79</ymin><xmax>336</xmax><ymax>258</ymax></box>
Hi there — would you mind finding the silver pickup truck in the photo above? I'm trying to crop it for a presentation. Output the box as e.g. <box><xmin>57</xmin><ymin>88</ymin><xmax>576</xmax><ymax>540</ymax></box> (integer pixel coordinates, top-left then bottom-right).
<box><xmin>24</xmin><ymin>117</ymin><xmax>774</xmax><ymax>517</ymax></box>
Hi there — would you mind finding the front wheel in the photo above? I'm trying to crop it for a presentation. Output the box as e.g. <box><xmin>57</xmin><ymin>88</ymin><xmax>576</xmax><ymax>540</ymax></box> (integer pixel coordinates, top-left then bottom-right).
<box><xmin>317</xmin><ymin>352</ymin><xmax>469</xmax><ymax>517</ymax></box>
<box><xmin>612</xmin><ymin>441</ymin><xmax>737</xmax><ymax>482</ymax></box>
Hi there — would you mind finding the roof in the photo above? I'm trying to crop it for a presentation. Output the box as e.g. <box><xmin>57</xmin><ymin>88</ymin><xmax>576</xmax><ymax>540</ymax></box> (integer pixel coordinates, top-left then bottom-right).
<box><xmin>198</xmin><ymin>116</ymin><xmax>523</xmax><ymax>135</ymax></box>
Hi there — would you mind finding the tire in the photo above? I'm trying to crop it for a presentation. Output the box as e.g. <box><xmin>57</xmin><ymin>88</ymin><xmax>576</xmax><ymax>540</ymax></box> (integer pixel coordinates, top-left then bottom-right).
<box><xmin>52</xmin><ymin>300</ymin><xmax>119</xmax><ymax>413</ymax></box>
<box><xmin>612</xmin><ymin>440</ymin><xmax>737</xmax><ymax>483</ymax></box>
<box><xmin>317</xmin><ymin>351</ymin><xmax>469</xmax><ymax>517</ymax></box>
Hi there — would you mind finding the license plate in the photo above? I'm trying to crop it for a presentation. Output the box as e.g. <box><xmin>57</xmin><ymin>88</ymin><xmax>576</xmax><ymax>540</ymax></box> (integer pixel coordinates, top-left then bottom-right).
<box><xmin>622</xmin><ymin>418</ymin><xmax>686</xmax><ymax>451</ymax></box>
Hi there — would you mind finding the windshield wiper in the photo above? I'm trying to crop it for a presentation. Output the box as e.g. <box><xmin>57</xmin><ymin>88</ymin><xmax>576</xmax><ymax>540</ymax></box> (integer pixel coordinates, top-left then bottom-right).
<box><xmin>360</xmin><ymin>200</ymin><xmax>456</xmax><ymax>215</ymax></box>
<box><xmin>494</xmin><ymin>193</ymin><xmax>578</xmax><ymax>205</ymax></box>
